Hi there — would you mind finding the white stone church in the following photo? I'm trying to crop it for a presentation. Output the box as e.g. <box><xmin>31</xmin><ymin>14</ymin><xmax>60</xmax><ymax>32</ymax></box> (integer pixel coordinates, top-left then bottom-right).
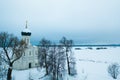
<box><xmin>13</xmin><ymin>22</ymin><xmax>39</xmax><ymax>70</ymax></box>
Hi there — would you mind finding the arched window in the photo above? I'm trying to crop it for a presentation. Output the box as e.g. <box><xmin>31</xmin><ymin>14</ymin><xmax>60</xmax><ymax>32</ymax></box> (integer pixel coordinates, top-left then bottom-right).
<box><xmin>27</xmin><ymin>38</ymin><xmax>29</xmax><ymax>43</ymax></box>
<box><xmin>29</xmin><ymin>51</ymin><xmax>31</xmax><ymax>55</ymax></box>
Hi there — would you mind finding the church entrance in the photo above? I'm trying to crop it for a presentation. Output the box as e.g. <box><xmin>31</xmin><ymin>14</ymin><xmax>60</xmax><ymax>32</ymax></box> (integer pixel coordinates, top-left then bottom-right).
<box><xmin>29</xmin><ymin>63</ymin><xmax>31</xmax><ymax>68</ymax></box>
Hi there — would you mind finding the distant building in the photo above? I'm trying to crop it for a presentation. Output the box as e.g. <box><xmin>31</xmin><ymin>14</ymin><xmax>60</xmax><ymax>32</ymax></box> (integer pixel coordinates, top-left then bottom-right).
<box><xmin>13</xmin><ymin>21</ymin><xmax>39</xmax><ymax>70</ymax></box>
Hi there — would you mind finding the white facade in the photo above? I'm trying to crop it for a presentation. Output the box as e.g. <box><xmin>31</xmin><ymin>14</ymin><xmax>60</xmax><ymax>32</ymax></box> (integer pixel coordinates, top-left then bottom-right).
<box><xmin>13</xmin><ymin>23</ymin><xmax>39</xmax><ymax>70</ymax></box>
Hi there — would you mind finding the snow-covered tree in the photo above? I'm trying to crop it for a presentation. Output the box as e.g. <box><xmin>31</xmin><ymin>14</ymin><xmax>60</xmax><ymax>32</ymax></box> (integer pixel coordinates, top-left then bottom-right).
<box><xmin>38</xmin><ymin>38</ymin><xmax>51</xmax><ymax>75</ymax></box>
<box><xmin>0</xmin><ymin>50</ymin><xmax>7</xmax><ymax>80</ymax></box>
<box><xmin>59</xmin><ymin>37</ymin><xmax>75</xmax><ymax>75</ymax></box>
<box><xmin>48</xmin><ymin>44</ymin><xmax>66</xmax><ymax>80</ymax></box>
<box><xmin>38</xmin><ymin>37</ymin><xmax>75</xmax><ymax>79</ymax></box>
<box><xmin>0</xmin><ymin>32</ymin><xmax>26</xmax><ymax>80</ymax></box>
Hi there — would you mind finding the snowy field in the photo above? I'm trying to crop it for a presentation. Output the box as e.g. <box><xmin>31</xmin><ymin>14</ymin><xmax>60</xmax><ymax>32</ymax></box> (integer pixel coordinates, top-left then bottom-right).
<box><xmin>12</xmin><ymin>46</ymin><xmax>120</xmax><ymax>80</ymax></box>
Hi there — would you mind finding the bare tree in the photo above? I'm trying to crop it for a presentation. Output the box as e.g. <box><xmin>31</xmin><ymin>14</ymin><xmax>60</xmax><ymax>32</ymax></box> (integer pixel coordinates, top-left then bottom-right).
<box><xmin>48</xmin><ymin>44</ymin><xmax>57</xmax><ymax>80</ymax></box>
<box><xmin>38</xmin><ymin>38</ymin><xmax>51</xmax><ymax>75</ymax></box>
<box><xmin>56</xmin><ymin>45</ymin><xmax>66</xmax><ymax>79</ymax></box>
<box><xmin>108</xmin><ymin>63</ymin><xmax>120</xmax><ymax>79</ymax></box>
<box><xmin>48</xmin><ymin>44</ymin><xmax>66</xmax><ymax>80</ymax></box>
<box><xmin>59</xmin><ymin>37</ymin><xmax>73</xmax><ymax>75</ymax></box>
<box><xmin>0</xmin><ymin>32</ymin><xmax>25</xmax><ymax>80</ymax></box>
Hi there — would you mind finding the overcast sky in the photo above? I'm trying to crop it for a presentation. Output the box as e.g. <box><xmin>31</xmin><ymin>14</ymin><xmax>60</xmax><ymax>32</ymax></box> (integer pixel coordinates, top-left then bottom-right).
<box><xmin>0</xmin><ymin>0</ymin><xmax>120</xmax><ymax>44</ymax></box>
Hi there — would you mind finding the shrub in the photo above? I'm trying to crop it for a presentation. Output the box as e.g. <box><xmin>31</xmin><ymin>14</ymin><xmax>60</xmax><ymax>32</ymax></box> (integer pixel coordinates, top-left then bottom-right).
<box><xmin>108</xmin><ymin>63</ymin><xmax>120</xmax><ymax>79</ymax></box>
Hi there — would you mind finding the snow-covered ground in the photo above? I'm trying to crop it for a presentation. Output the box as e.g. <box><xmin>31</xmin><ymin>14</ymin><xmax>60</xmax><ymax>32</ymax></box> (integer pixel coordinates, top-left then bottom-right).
<box><xmin>12</xmin><ymin>46</ymin><xmax>120</xmax><ymax>80</ymax></box>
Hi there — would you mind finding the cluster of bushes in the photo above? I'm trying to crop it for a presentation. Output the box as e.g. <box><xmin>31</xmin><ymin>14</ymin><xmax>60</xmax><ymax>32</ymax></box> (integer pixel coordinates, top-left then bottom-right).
<box><xmin>96</xmin><ymin>47</ymin><xmax>107</xmax><ymax>50</ymax></box>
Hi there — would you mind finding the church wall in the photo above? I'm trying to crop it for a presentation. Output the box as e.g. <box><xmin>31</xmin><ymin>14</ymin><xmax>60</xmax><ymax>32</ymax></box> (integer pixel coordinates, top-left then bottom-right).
<box><xmin>13</xmin><ymin>46</ymin><xmax>39</xmax><ymax>70</ymax></box>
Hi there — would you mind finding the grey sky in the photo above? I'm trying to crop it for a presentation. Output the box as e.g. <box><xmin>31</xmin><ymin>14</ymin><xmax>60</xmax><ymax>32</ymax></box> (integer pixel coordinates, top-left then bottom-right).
<box><xmin>0</xmin><ymin>0</ymin><xmax>120</xmax><ymax>44</ymax></box>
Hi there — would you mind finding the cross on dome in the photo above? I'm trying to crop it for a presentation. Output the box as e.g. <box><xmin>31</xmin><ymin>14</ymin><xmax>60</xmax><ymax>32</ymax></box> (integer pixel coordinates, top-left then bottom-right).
<box><xmin>26</xmin><ymin>20</ymin><xmax>28</xmax><ymax>29</ymax></box>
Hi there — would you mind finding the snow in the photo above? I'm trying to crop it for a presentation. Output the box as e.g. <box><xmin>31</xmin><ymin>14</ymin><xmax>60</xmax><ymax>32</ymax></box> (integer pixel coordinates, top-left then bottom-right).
<box><xmin>74</xmin><ymin>47</ymin><xmax>120</xmax><ymax>80</ymax></box>
<box><xmin>22</xmin><ymin>29</ymin><xmax>31</xmax><ymax>33</ymax></box>
<box><xmin>12</xmin><ymin>68</ymin><xmax>46</xmax><ymax>80</ymax></box>
<box><xmin>12</xmin><ymin>46</ymin><xmax>120</xmax><ymax>80</ymax></box>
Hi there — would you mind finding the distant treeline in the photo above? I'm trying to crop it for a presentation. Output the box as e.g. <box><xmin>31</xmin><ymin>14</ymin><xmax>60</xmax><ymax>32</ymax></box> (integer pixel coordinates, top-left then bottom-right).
<box><xmin>37</xmin><ymin>44</ymin><xmax>120</xmax><ymax>47</ymax></box>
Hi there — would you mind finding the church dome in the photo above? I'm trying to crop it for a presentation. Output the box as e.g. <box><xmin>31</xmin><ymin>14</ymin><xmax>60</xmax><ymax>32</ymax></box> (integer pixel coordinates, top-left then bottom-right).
<box><xmin>21</xmin><ymin>29</ymin><xmax>31</xmax><ymax>36</ymax></box>
<box><xmin>21</xmin><ymin>21</ymin><xmax>31</xmax><ymax>36</ymax></box>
